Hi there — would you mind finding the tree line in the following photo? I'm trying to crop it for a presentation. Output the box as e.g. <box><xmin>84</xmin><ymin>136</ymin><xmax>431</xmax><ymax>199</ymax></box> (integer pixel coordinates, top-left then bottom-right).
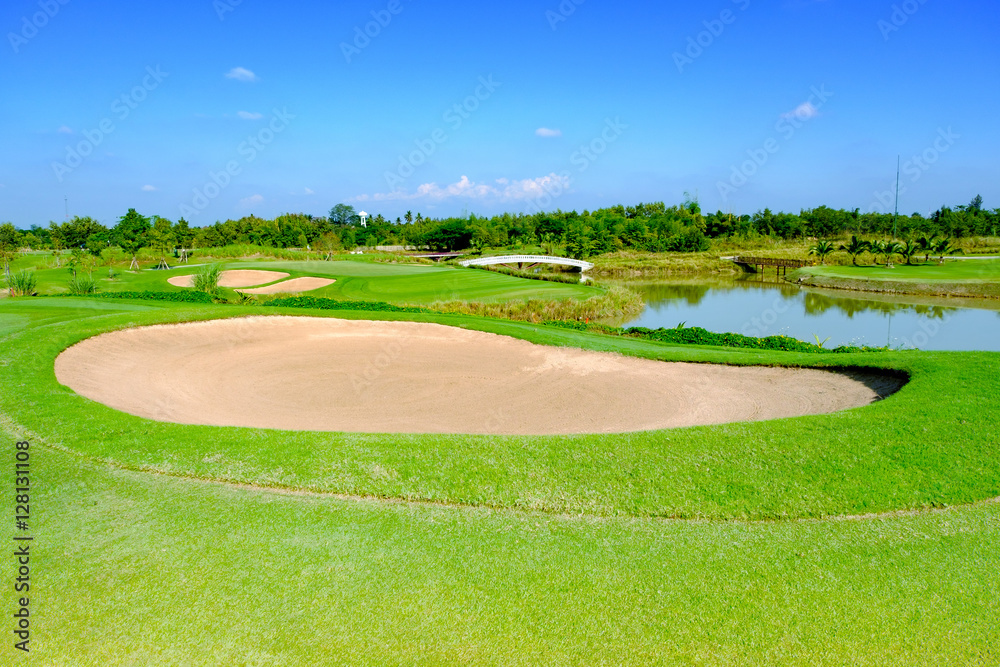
<box><xmin>3</xmin><ymin>195</ymin><xmax>996</xmax><ymax>263</ymax></box>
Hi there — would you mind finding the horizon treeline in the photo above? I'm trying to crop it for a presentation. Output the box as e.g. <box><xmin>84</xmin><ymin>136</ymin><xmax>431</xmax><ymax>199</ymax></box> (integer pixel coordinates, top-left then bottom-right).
<box><xmin>3</xmin><ymin>195</ymin><xmax>996</xmax><ymax>261</ymax></box>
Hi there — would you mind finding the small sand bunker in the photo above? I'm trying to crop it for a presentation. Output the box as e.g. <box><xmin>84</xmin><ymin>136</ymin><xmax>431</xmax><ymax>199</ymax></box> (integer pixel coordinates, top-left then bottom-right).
<box><xmin>54</xmin><ymin>317</ymin><xmax>903</xmax><ymax>435</ymax></box>
<box><xmin>167</xmin><ymin>270</ymin><xmax>290</xmax><ymax>288</ymax></box>
<box><xmin>237</xmin><ymin>277</ymin><xmax>335</xmax><ymax>294</ymax></box>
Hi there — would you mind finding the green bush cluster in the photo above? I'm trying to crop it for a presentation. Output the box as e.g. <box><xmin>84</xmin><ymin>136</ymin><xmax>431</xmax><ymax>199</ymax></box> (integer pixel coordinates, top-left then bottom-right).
<box><xmin>546</xmin><ymin>321</ymin><xmax>885</xmax><ymax>354</ymax></box>
<box><xmin>80</xmin><ymin>290</ymin><xmax>215</xmax><ymax>303</ymax></box>
<box><xmin>260</xmin><ymin>296</ymin><xmax>429</xmax><ymax>313</ymax></box>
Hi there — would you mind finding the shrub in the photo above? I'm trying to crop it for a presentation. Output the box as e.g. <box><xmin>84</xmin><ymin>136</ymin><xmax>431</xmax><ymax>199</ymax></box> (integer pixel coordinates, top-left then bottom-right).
<box><xmin>192</xmin><ymin>263</ymin><xmax>222</xmax><ymax>295</ymax></box>
<box><xmin>68</xmin><ymin>290</ymin><xmax>215</xmax><ymax>303</ymax></box>
<box><xmin>543</xmin><ymin>321</ymin><xmax>888</xmax><ymax>354</ymax></box>
<box><xmin>67</xmin><ymin>274</ymin><xmax>98</xmax><ymax>295</ymax></box>
<box><xmin>5</xmin><ymin>269</ymin><xmax>37</xmax><ymax>297</ymax></box>
<box><xmin>261</xmin><ymin>296</ymin><xmax>428</xmax><ymax>313</ymax></box>
<box><xmin>433</xmin><ymin>285</ymin><xmax>643</xmax><ymax>323</ymax></box>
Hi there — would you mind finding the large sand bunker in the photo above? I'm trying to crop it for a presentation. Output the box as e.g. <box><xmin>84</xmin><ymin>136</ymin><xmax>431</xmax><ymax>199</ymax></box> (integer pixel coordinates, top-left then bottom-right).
<box><xmin>168</xmin><ymin>270</ymin><xmax>289</xmax><ymax>288</ymax></box>
<box><xmin>54</xmin><ymin>317</ymin><xmax>902</xmax><ymax>435</ymax></box>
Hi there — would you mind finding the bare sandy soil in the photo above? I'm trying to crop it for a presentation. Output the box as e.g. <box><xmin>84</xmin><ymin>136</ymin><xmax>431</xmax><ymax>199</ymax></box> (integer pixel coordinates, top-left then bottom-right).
<box><xmin>167</xmin><ymin>270</ymin><xmax>290</xmax><ymax>288</ymax></box>
<box><xmin>237</xmin><ymin>277</ymin><xmax>335</xmax><ymax>294</ymax></box>
<box><xmin>54</xmin><ymin>317</ymin><xmax>903</xmax><ymax>435</ymax></box>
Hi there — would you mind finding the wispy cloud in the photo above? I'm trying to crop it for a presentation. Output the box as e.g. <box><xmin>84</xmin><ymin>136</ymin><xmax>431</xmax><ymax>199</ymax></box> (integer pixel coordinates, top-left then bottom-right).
<box><xmin>357</xmin><ymin>173</ymin><xmax>571</xmax><ymax>203</ymax></box>
<box><xmin>57</xmin><ymin>125</ymin><xmax>74</xmax><ymax>134</ymax></box>
<box><xmin>225</xmin><ymin>67</ymin><xmax>259</xmax><ymax>83</ymax></box>
<box><xmin>304</xmin><ymin>187</ymin><xmax>315</xmax><ymax>195</ymax></box>
<box><xmin>781</xmin><ymin>101</ymin><xmax>820</xmax><ymax>120</ymax></box>
<box><xmin>237</xmin><ymin>111</ymin><xmax>263</xmax><ymax>120</ymax></box>
<box><xmin>141</xmin><ymin>184</ymin><xmax>158</xmax><ymax>192</ymax></box>
<box><xmin>240</xmin><ymin>194</ymin><xmax>264</xmax><ymax>207</ymax></box>
<box><xmin>535</xmin><ymin>127</ymin><xmax>562</xmax><ymax>138</ymax></box>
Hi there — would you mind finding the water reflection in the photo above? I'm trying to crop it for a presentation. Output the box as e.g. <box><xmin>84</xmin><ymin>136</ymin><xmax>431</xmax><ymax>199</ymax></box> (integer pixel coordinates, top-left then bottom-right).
<box><xmin>606</xmin><ymin>276</ymin><xmax>1000</xmax><ymax>351</ymax></box>
<box><xmin>801</xmin><ymin>292</ymin><xmax>953</xmax><ymax>319</ymax></box>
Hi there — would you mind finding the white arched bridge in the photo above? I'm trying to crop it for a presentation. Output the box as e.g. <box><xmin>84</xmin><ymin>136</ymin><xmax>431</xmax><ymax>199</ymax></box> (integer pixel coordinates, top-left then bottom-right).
<box><xmin>459</xmin><ymin>254</ymin><xmax>594</xmax><ymax>272</ymax></box>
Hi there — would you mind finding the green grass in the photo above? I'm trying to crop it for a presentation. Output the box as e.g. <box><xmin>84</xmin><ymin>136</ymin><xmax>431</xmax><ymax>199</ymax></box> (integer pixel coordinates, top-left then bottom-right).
<box><xmin>9</xmin><ymin>256</ymin><xmax>598</xmax><ymax>305</ymax></box>
<box><xmin>793</xmin><ymin>259</ymin><xmax>1000</xmax><ymax>299</ymax></box>
<box><xmin>2</xmin><ymin>297</ymin><xmax>999</xmax><ymax>664</ymax></box>
<box><xmin>799</xmin><ymin>259</ymin><xmax>1000</xmax><ymax>283</ymax></box>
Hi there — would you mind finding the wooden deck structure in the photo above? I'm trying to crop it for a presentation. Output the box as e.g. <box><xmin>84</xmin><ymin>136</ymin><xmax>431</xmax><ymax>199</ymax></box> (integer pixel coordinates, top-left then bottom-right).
<box><xmin>730</xmin><ymin>256</ymin><xmax>809</xmax><ymax>277</ymax></box>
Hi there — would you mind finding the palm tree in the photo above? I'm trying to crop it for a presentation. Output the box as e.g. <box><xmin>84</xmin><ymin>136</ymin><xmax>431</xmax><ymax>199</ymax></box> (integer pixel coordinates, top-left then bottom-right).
<box><xmin>838</xmin><ymin>235</ymin><xmax>870</xmax><ymax>266</ymax></box>
<box><xmin>932</xmin><ymin>238</ymin><xmax>964</xmax><ymax>264</ymax></box>
<box><xmin>916</xmin><ymin>234</ymin><xmax>939</xmax><ymax>263</ymax></box>
<box><xmin>898</xmin><ymin>239</ymin><xmax>920</xmax><ymax>265</ymax></box>
<box><xmin>871</xmin><ymin>239</ymin><xmax>902</xmax><ymax>266</ymax></box>
<box><xmin>808</xmin><ymin>239</ymin><xmax>836</xmax><ymax>265</ymax></box>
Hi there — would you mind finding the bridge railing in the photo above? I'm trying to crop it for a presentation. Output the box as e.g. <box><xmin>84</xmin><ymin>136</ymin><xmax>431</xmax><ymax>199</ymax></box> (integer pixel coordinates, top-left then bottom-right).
<box><xmin>459</xmin><ymin>254</ymin><xmax>595</xmax><ymax>271</ymax></box>
<box><xmin>733</xmin><ymin>256</ymin><xmax>808</xmax><ymax>268</ymax></box>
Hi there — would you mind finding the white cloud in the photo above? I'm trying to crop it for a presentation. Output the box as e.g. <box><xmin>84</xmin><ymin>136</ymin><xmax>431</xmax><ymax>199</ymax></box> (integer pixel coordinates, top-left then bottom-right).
<box><xmin>240</xmin><ymin>194</ymin><xmax>264</xmax><ymax>207</ymax></box>
<box><xmin>304</xmin><ymin>187</ymin><xmax>315</xmax><ymax>195</ymax></box>
<box><xmin>498</xmin><ymin>173</ymin><xmax>572</xmax><ymax>200</ymax></box>
<box><xmin>535</xmin><ymin>127</ymin><xmax>562</xmax><ymax>138</ymax></box>
<box><xmin>57</xmin><ymin>125</ymin><xmax>74</xmax><ymax>134</ymax></box>
<box><xmin>237</xmin><ymin>111</ymin><xmax>263</xmax><ymax>120</ymax></box>
<box><xmin>225</xmin><ymin>67</ymin><xmax>259</xmax><ymax>83</ymax></box>
<box><xmin>141</xmin><ymin>185</ymin><xmax>158</xmax><ymax>192</ymax></box>
<box><xmin>362</xmin><ymin>173</ymin><xmax>571</xmax><ymax>203</ymax></box>
<box><xmin>781</xmin><ymin>101</ymin><xmax>820</xmax><ymax>120</ymax></box>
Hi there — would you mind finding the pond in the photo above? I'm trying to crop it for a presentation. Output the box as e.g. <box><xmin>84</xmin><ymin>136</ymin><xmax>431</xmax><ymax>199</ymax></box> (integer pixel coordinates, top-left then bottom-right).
<box><xmin>608</xmin><ymin>276</ymin><xmax>1000</xmax><ymax>351</ymax></box>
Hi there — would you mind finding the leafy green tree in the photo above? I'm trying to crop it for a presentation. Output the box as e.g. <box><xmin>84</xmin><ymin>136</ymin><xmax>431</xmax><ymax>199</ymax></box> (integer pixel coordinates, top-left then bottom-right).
<box><xmin>329</xmin><ymin>204</ymin><xmax>357</xmax><ymax>226</ymax></box>
<box><xmin>148</xmin><ymin>217</ymin><xmax>176</xmax><ymax>268</ymax></box>
<box><xmin>174</xmin><ymin>218</ymin><xmax>195</xmax><ymax>248</ymax></box>
<box><xmin>0</xmin><ymin>222</ymin><xmax>23</xmax><ymax>280</ymax></box>
<box><xmin>114</xmin><ymin>208</ymin><xmax>151</xmax><ymax>270</ymax></box>
<box><xmin>838</xmin><ymin>235</ymin><xmax>870</xmax><ymax>266</ymax></box>
<box><xmin>423</xmin><ymin>219</ymin><xmax>472</xmax><ymax>251</ymax></box>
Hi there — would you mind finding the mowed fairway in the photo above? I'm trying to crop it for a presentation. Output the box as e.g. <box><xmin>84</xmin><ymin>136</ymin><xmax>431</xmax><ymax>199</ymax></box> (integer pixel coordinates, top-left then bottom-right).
<box><xmin>2</xmin><ymin>296</ymin><xmax>999</xmax><ymax>665</ymax></box>
<box><xmin>12</xmin><ymin>254</ymin><xmax>597</xmax><ymax>304</ymax></box>
<box><xmin>232</xmin><ymin>260</ymin><xmax>596</xmax><ymax>303</ymax></box>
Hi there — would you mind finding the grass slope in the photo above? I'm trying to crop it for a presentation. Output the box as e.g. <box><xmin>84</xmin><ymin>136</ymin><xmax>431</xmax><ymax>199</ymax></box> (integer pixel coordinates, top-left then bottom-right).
<box><xmin>10</xmin><ymin>256</ymin><xmax>597</xmax><ymax>305</ymax></box>
<box><xmin>2</xmin><ymin>297</ymin><xmax>998</xmax><ymax>664</ymax></box>
<box><xmin>793</xmin><ymin>259</ymin><xmax>1000</xmax><ymax>298</ymax></box>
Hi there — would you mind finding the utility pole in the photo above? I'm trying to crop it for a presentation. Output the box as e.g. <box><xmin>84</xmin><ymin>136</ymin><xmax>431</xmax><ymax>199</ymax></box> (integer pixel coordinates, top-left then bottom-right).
<box><xmin>892</xmin><ymin>155</ymin><xmax>900</xmax><ymax>240</ymax></box>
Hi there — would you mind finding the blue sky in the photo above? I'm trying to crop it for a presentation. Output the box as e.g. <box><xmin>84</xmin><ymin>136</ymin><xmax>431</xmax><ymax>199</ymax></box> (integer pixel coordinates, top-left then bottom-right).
<box><xmin>2</xmin><ymin>0</ymin><xmax>997</xmax><ymax>228</ymax></box>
